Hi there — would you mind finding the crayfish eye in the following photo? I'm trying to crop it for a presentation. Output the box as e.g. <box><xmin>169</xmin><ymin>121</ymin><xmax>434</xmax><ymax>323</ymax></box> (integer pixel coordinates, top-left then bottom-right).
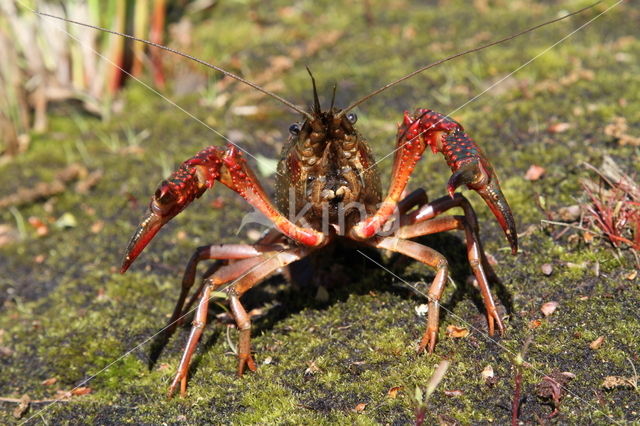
<box><xmin>289</xmin><ymin>123</ymin><xmax>301</xmax><ymax>135</ymax></box>
<box><xmin>346</xmin><ymin>113</ymin><xmax>357</xmax><ymax>124</ymax></box>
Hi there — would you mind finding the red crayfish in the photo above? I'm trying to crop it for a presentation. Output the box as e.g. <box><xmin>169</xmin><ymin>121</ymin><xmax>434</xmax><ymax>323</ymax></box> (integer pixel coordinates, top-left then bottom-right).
<box><xmin>44</xmin><ymin>4</ymin><xmax>595</xmax><ymax>398</ymax></box>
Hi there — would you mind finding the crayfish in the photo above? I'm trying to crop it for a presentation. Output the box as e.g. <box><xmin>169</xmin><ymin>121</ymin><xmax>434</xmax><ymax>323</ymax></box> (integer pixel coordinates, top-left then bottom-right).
<box><xmin>45</xmin><ymin>4</ymin><xmax>595</xmax><ymax>398</ymax></box>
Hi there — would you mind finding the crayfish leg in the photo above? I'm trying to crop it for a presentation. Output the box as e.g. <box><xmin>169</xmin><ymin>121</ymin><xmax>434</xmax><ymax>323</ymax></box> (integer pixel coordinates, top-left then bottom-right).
<box><xmin>168</xmin><ymin>283</ymin><xmax>213</xmax><ymax>398</ymax></box>
<box><xmin>398</xmin><ymin>193</ymin><xmax>506</xmax><ymax>337</ymax></box>
<box><xmin>167</xmin><ymin>246</ymin><xmax>312</xmax><ymax>397</ymax></box>
<box><xmin>369</xmin><ymin>237</ymin><xmax>449</xmax><ymax>353</ymax></box>
<box><xmin>229</xmin><ymin>295</ymin><xmax>257</xmax><ymax>376</ymax></box>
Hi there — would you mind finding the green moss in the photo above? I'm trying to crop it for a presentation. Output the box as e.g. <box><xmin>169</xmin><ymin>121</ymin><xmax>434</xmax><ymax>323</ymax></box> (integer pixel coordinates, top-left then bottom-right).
<box><xmin>2</xmin><ymin>0</ymin><xmax>640</xmax><ymax>423</ymax></box>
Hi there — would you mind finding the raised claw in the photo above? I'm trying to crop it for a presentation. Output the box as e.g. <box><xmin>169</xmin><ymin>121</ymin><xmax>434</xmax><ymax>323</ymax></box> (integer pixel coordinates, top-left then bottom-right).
<box><xmin>439</xmin><ymin>127</ymin><xmax>517</xmax><ymax>255</ymax></box>
<box><xmin>122</xmin><ymin>145</ymin><xmax>325</xmax><ymax>273</ymax></box>
<box><xmin>121</xmin><ymin>158</ymin><xmax>213</xmax><ymax>273</ymax></box>
<box><xmin>446</xmin><ymin>155</ymin><xmax>518</xmax><ymax>255</ymax></box>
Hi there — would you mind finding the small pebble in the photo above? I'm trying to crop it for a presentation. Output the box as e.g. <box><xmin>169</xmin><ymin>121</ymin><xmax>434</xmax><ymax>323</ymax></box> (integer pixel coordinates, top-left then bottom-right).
<box><xmin>540</xmin><ymin>301</ymin><xmax>559</xmax><ymax>317</ymax></box>
<box><xmin>480</xmin><ymin>365</ymin><xmax>494</xmax><ymax>382</ymax></box>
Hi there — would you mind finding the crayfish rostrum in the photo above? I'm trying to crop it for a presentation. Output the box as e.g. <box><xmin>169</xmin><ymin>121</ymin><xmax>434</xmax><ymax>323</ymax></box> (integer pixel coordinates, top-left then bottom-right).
<box><xmin>47</xmin><ymin>3</ymin><xmax>597</xmax><ymax>398</ymax></box>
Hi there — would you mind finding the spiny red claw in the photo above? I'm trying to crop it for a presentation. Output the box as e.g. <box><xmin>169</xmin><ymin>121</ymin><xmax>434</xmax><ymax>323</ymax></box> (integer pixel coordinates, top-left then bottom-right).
<box><xmin>407</xmin><ymin>109</ymin><xmax>517</xmax><ymax>254</ymax></box>
<box><xmin>121</xmin><ymin>165</ymin><xmax>210</xmax><ymax>273</ymax></box>
<box><xmin>442</xmin><ymin>135</ymin><xmax>518</xmax><ymax>254</ymax></box>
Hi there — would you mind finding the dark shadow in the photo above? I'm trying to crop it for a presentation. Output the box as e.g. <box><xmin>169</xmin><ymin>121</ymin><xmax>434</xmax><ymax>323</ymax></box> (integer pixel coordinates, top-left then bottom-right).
<box><xmin>147</xmin><ymin>232</ymin><xmax>514</xmax><ymax>368</ymax></box>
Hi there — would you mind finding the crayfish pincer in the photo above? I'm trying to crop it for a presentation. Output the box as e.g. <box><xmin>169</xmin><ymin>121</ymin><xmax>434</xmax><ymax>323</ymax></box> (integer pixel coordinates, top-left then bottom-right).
<box><xmin>47</xmin><ymin>3</ymin><xmax>597</xmax><ymax>398</ymax></box>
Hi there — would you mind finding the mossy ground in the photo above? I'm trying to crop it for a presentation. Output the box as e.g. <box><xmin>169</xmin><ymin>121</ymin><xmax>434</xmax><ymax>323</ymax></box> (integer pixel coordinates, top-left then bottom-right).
<box><xmin>1</xmin><ymin>0</ymin><xmax>639</xmax><ymax>424</ymax></box>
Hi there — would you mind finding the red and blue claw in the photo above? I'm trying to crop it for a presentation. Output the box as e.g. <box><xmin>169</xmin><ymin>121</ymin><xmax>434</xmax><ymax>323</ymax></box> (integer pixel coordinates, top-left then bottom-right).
<box><xmin>121</xmin><ymin>162</ymin><xmax>213</xmax><ymax>273</ymax></box>
<box><xmin>441</xmin><ymin>130</ymin><xmax>518</xmax><ymax>255</ymax></box>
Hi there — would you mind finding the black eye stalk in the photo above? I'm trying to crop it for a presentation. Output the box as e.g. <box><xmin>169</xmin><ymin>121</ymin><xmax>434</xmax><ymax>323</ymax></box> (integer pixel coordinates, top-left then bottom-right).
<box><xmin>289</xmin><ymin>123</ymin><xmax>301</xmax><ymax>135</ymax></box>
<box><xmin>346</xmin><ymin>113</ymin><xmax>357</xmax><ymax>124</ymax></box>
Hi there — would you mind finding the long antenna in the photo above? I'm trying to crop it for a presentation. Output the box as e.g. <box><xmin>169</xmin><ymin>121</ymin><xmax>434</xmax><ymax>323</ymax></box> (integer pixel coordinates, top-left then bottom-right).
<box><xmin>337</xmin><ymin>1</ymin><xmax>600</xmax><ymax>117</ymax></box>
<box><xmin>306</xmin><ymin>66</ymin><xmax>321</xmax><ymax>114</ymax></box>
<box><xmin>33</xmin><ymin>10</ymin><xmax>314</xmax><ymax>120</ymax></box>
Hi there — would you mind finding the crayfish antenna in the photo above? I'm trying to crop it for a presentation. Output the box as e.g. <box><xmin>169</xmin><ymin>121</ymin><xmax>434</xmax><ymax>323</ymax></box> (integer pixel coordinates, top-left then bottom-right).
<box><xmin>306</xmin><ymin>66</ymin><xmax>322</xmax><ymax>114</ymax></box>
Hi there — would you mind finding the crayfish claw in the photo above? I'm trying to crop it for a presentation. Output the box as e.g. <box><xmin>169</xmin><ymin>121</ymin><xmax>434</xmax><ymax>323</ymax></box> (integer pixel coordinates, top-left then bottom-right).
<box><xmin>447</xmin><ymin>160</ymin><xmax>489</xmax><ymax>198</ymax></box>
<box><xmin>121</xmin><ymin>210</ymin><xmax>165</xmax><ymax>273</ymax></box>
<box><xmin>121</xmin><ymin>162</ymin><xmax>210</xmax><ymax>273</ymax></box>
<box><xmin>441</xmin><ymin>131</ymin><xmax>518</xmax><ymax>254</ymax></box>
<box><xmin>475</xmin><ymin>179</ymin><xmax>518</xmax><ymax>255</ymax></box>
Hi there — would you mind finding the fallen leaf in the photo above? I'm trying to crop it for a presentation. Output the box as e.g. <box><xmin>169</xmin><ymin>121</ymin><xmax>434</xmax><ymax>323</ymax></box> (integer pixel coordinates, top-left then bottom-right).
<box><xmin>354</xmin><ymin>403</ymin><xmax>366</xmax><ymax>412</ymax></box>
<box><xmin>13</xmin><ymin>394</ymin><xmax>30</xmax><ymax>419</ymax></box>
<box><xmin>541</xmin><ymin>263</ymin><xmax>553</xmax><ymax>276</ymax></box>
<box><xmin>540</xmin><ymin>301</ymin><xmax>559</xmax><ymax>317</ymax></box>
<box><xmin>90</xmin><ymin>221</ymin><xmax>104</xmax><ymax>234</ymax></box>
<box><xmin>28</xmin><ymin>216</ymin><xmax>49</xmax><ymax>237</ymax></box>
<box><xmin>231</xmin><ymin>105</ymin><xmax>259</xmax><ymax>116</ymax></box>
<box><xmin>529</xmin><ymin>319</ymin><xmax>542</xmax><ymax>329</ymax></box>
<box><xmin>626</xmin><ymin>270</ymin><xmax>638</xmax><ymax>280</ymax></box>
<box><xmin>601</xmin><ymin>376</ymin><xmax>636</xmax><ymax>390</ymax></box>
<box><xmin>247</xmin><ymin>229</ymin><xmax>262</xmax><ymax>242</ymax></box>
<box><xmin>314</xmin><ymin>285</ymin><xmax>329</xmax><ymax>303</ymax></box>
<box><xmin>268</xmin><ymin>55</ymin><xmax>294</xmax><ymax>72</ymax></box>
<box><xmin>604</xmin><ymin>116</ymin><xmax>640</xmax><ymax>146</ymax></box>
<box><xmin>55</xmin><ymin>390</ymin><xmax>72</xmax><ymax>399</ymax></box>
<box><xmin>589</xmin><ymin>336</ymin><xmax>605</xmax><ymax>350</ymax></box>
<box><xmin>556</xmin><ymin>205</ymin><xmax>581</xmax><ymax>222</ymax></box>
<box><xmin>55</xmin><ymin>212</ymin><xmax>77</xmax><ymax>229</ymax></box>
<box><xmin>548</xmin><ymin>122</ymin><xmax>571</xmax><ymax>133</ymax></box>
<box><xmin>387</xmin><ymin>386</ymin><xmax>403</xmax><ymax>398</ymax></box>
<box><xmin>70</xmin><ymin>387</ymin><xmax>92</xmax><ymax>396</ymax></box>
<box><xmin>415</xmin><ymin>304</ymin><xmax>429</xmax><ymax>316</ymax></box>
<box><xmin>41</xmin><ymin>377</ymin><xmax>57</xmax><ymax>386</ymax></box>
<box><xmin>446</xmin><ymin>325</ymin><xmax>469</xmax><ymax>338</ymax></box>
<box><xmin>485</xmin><ymin>253</ymin><xmax>498</xmax><ymax>266</ymax></box>
<box><xmin>0</xmin><ymin>224</ymin><xmax>19</xmax><ymax>246</ymax></box>
<box><xmin>524</xmin><ymin>164</ymin><xmax>546</xmax><ymax>181</ymax></box>
<box><xmin>536</xmin><ymin>371</ymin><xmax>574</xmax><ymax>413</ymax></box>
